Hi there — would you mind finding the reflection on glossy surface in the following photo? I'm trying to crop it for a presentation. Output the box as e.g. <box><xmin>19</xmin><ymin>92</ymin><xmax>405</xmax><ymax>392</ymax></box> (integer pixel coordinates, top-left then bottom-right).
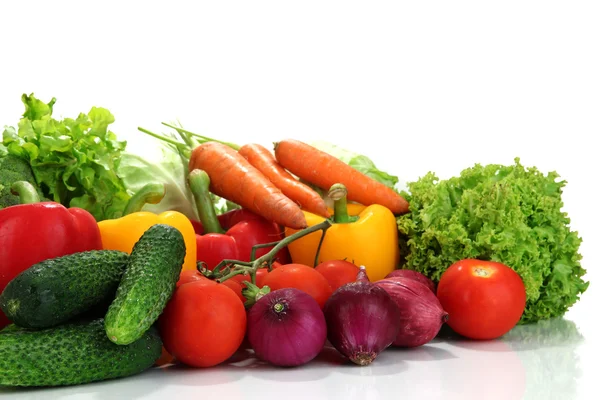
<box><xmin>0</xmin><ymin>317</ymin><xmax>588</xmax><ymax>400</ymax></box>
<box><xmin>503</xmin><ymin>318</ymin><xmax>584</xmax><ymax>400</ymax></box>
<box><xmin>435</xmin><ymin>317</ymin><xmax>585</xmax><ymax>400</ymax></box>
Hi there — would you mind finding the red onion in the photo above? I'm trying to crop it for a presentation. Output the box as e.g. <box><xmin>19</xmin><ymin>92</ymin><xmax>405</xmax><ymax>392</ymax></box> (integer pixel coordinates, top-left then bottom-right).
<box><xmin>385</xmin><ymin>269</ymin><xmax>436</xmax><ymax>293</ymax></box>
<box><xmin>375</xmin><ymin>276</ymin><xmax>449</xmax><ymax>347</ymax></box>
<box><xmin>247</xmin><ymin>288</ymin><xmax>327</xmax><ymax>367</ymax></box>
<box><xmin>323</xmin><ymin>266</ymin><xmax>401</xmax><ymax>366</ymax></box>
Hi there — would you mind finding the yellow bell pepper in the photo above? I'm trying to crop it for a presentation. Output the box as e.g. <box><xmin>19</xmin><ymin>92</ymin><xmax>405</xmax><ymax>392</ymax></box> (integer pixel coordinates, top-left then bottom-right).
<box><xmin>285</xmin><ymin>184</ymin><xmax>399</xmax><ymax>282</ymax></box>
<box><xmin>97</xmin><ymin>184</ymin><xmax>197</xmax><ymax>271</ymax></box>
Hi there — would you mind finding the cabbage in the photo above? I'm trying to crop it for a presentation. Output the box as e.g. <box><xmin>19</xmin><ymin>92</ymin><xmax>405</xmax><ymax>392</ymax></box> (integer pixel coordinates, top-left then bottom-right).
<box><xmin>118</xmin><ymin>140</ymin><xmax>199</xmax><ymax>221</ymax></box>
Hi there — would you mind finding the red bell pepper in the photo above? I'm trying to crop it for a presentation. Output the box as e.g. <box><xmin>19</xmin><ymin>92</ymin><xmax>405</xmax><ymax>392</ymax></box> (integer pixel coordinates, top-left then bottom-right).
<box><xmin>188</xmin><ymin>170</ymin><xmax>291</xmax><ymax>271</ymax></box>
<box><xmin>0</xmin><ymin>182</ymin><xmax>103</xmax><ymax>328</ymax></box>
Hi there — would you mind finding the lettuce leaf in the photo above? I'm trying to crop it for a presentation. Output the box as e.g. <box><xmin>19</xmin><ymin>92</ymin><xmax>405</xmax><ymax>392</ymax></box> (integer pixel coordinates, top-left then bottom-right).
<box><xmin>397</xmin><ymin>158</ymin><xmax>589</xmax><ymax>324</ymax></box>
<box><xmin>2</xmin><ymin>94</ymin><xmax>130</xmax><ymax>221</ymax></box>
<box><xmin>118</xmin><ymin>134</ymin><xmax>239</xmax><ymax>222</ymax></box>
<box><xmin>118</xmin><ymin>140</ymin><xmax>200</xmax><ymax>221</ymax></box>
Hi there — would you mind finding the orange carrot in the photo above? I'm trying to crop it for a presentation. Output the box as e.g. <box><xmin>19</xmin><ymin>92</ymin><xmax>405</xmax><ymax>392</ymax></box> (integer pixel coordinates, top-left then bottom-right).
<box><xmin>238</xmin><ymin>143</ymin><xmax>331</xmax><ymax>219</ymax></box>
<box><xmin>189</xmin><ymin>141</ymin><xmax>308</xmax><ymax>229</ymax></box>
<box><xmin>273</xmin><ymin>139</ymin><xmax>410</xmax><ymax>214</ymax></box>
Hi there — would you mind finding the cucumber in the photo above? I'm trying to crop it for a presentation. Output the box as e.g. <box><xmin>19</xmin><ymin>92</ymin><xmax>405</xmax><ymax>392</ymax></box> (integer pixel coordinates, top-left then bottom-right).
<box><xmin>0</xmin><ymin>250</ymin><xmax>129</xmax><ymax>329</ymax></box>
<box><xmin>105</xmin><ymin>224</ymin><xmax>185</xmax><ymax>345</ymax></box>
<box><xmin>0</xmin><ymin>318</ymin><xmax>162</xmax><ymax>387</ymax></box>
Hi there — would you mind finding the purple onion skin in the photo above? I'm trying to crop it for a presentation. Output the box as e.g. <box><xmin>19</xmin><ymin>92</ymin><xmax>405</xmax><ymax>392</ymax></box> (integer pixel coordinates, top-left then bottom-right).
<box><xmin>247</xmin><ymin>288</ymin><xmax>327</xmax><ymax>367</ymax></box>
<box><xmin>385</xmin><ymin>269</ymin><xmax>436</xmax><ymax>293</ymax></box>
<box><xmin>323</xmin><ymin>267</ymin><xmax>401</xmax><ymax>366</ymax></box>
<box><xmin>375</xmin><ymin>276</ymin><xmax>449</xmax><ymax>348</ymax></box>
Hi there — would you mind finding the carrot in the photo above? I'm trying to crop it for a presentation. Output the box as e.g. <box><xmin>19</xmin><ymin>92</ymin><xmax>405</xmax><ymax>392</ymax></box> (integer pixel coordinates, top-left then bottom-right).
<box><xmin>189</xmin><ymin>141</ymin><xmax>308</xmax><ymax>229</ymax></box>
<box><xmin>273</xmin><ymin>139</ymin><xmax>410</xmax><ymax>214</ymax></box>
<box><xmin>237</xmin><ymin>143</ymin><xmax>331</xmax><ymax>219</ymax></box>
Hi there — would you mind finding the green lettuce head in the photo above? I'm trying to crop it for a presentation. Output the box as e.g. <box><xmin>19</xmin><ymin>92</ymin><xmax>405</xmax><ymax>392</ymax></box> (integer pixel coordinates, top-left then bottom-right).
<box><xmin>397</xmin><ymin>158</ymin><xmax>589</xmax><ymax>324</ymax></box>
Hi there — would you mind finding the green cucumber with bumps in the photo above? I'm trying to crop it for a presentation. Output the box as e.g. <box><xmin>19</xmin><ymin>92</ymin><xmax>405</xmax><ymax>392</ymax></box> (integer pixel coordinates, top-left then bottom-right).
<box><xmin>0</xmin><ymin>318</ymin><xmax>162</xmax><ymax>387</ymax></box>
<box><xmin>0</xmin><ymin>250</ymin><xmax>129</xmax><ymax>329</ymax></box>
<box><xmin>104</xmin><ymin>223</ymin><xmax>185</xmax><ymax>345</ymax></box>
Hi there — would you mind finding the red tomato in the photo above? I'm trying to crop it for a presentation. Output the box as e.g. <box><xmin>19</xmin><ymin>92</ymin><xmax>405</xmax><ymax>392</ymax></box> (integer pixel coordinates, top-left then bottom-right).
<box><xmin>270</xmin><ymin>261</ymin><xmax>283</xmax><ymax>270</ymax></box>
<box><xmin>176</xmin><ymin>270</ymin><xmax>213</xmax><ymax>287</ymax></box>
<box><xmin>436</xmin><ymin>259</ymin><xmax>526</xmax><ymax>340</ymax></box>
<box><xmin>315</xmin><ymin>259</ymin><xmax>360</xmax><ymax>292</ymax></box>
<box><xmin>262</xmin><ymin>263</ymin><xmax>333</xmax><ymax>309</ymax></box>
<box><xmin>230</xmin><ymin>268</ymin><xmax>270</xmax><ymax>288</ymax></box>
<box><xmin>221</xmin><ymin>279</ymin><xmax>245</xmax><ymax>303</ymax></box>
<box><xmin>159</xmin><ymin>281</ymin><xmax>247</xmax><ymax>368</ymax></box>
<box><xmin>255</xmin><ymin>268</ymin><xmax>270</xmax><ymax>287</ymax></box>
<box><xmin>178</xmin><ymin>270</ymin><xmax>245</xmax><ymax>303</ymax></box>
<box><xmin>155</xmin><ymin>346</ymin><xmax>176</xmax><ymax>367</ymax></box>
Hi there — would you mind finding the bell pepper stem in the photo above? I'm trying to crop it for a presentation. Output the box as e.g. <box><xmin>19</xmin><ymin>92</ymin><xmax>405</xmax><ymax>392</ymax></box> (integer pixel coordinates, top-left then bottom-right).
<box><xmin>188</xmin><ymin>169</ymin><xmax>225</xmax><ymax>234</ymax></box>
<box><xmin>328</xmin><ymin>183</ymin><xmax>358</xmax><ymax>223</ymax></box>
<box><xmin>10</xmin><ymin>181</ymin><xmax>40</xmax><ymax>204</ymax></box>
<box><xmin>123</xmin><ymin>183</ymin><xmax>166</xmax><ymax>215</ymax></box>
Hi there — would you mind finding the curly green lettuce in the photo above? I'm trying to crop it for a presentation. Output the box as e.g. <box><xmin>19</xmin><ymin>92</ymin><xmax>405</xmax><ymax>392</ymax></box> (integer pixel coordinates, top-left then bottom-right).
<box><xmin>2</xmin><ymin>94</ymin><xmax>130</xmax><ymax>221</ymax></box>
<box><xmin>397</xmin><ymin>158</ymin><xmax>589</xmax><ymax>324</ymax></box>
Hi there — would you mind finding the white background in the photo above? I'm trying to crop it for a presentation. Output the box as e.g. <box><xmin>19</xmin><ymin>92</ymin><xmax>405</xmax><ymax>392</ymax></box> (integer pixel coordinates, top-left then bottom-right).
<box><xmin>1</xmin><ymin>1</ymin><xmax>599</xmax><ymax>399</ymax></box>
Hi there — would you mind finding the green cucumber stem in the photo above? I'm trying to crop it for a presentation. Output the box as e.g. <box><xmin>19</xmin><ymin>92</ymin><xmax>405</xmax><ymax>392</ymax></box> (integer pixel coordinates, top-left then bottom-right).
<box><xmin>123</xmin><ymin>183</ymin><xmax>166</xmax><ymax>215</ymax></box>
<box><xmin>10</xmin><ymin>181</ymin><xmax>40</xmax><ymax>204</ymax></box>
<box><xmin>188</xmin><ymin>169</ymin><xmax>225</xmax><ymax>234</ymax></box>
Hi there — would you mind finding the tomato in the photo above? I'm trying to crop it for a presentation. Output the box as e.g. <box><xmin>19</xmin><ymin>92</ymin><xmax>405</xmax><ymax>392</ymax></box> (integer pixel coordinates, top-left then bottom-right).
<box><xmin>262</xmin><ymin>263</ymin><xmax>333</xmax><ymax>309</ymax></box>
<box><xmin>177</xmin><ymin>270</ymin><xmax>213</xmax><ymax>287</ymax></box>
<box><xmin>159</xmin><ymin>280</ymin><xmax>247</xmax><ymax>368</ymax></box>
<box><xmin>177</xmin><ymin>270</ymin><xmax>245</xmax><ymax>303</ymax></box>
<box><xmin>315</xmin><ymin>259</ymin><xmax>360</xmax><ymax>292</ymax></box>
<box><xmin>270</xmin><ymin>261</ymin><xmax>283</xmax><ymax>270</ymax></box>
<box><xmin>221</xmin><ymin>279</ymin><xmax>245</xmax><ymax>303</ymax></box>
<box><xmin>154</xmin><ymin>346</ymin><xmax>176</xmax><ymax>367</ymax></box>
<box><xmin>230</xmin><ymin>268</ymin><xmax>271</xmax><ymax>288</ymax></box>
<box><xmin>255</xmin><ymin>268</ymin><xmax>270</xmax><ymax>287</ymax></box>
<box><xmin>436</xmin><ymin>259</ymin><xmax>526</xmax><ymax>340</ymax></box>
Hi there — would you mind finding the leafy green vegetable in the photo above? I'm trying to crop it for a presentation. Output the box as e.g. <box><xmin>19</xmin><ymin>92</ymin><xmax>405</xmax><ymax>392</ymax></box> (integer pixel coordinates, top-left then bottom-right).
<box><xmin>0</xmin><ymin>150</ymin><xmax>45</xmax><ymax>209</ymax></box>
<box><xmin>137</xmin><ymin>123</ymin><xmax>244</xmax><ymax>215</ymax></box>
<box><xmin>2</xmin><ymin>94</ymin><xmax>130</xmax><ymax>221</ymax></box>
<box><xmin>309</xmin><ymin>140</ymin><xmax>400</xmax><ymax>190</ymax></box>
<box><xmin>118</xmin><ymin>140</ymin><xmax>200</xmax><ymax>221</ymax></box>
<box><xmin>397</xmin><ymin>158</ymin><xmax>588</xmax><ymax>324</ymax></box>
